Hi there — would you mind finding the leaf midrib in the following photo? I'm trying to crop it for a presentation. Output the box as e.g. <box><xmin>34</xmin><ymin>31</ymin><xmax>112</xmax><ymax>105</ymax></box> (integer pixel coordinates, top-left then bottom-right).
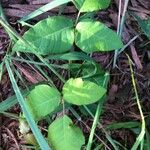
<box><xmin>25</xmin><ymin>25</ymin><xmax>73</xmax><ymax>44</ymax></box>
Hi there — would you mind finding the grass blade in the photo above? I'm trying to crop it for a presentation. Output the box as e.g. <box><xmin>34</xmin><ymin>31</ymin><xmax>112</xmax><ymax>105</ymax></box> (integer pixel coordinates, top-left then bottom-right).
<box><xmin>106</xmin><ymin>121</ymin><xmax>140</xmax><ymax>130</ymax></box>
<box><xmin>0</xmin><ymin>85</ymin><xmax>35</xmax><ymax>112</ymax></box>
<box><xmin>84</xmin><ymin>105</ymin><xmax>119</xmax><ymax>150</ymax></box>
<box><xmin>86</xmin><ymin>72</ymin><xmax>111</xmax><ymax>150</ymax></box>
<box><xmin>126</xmin><ymin>54</ymin><xmax>145</xmax><ymax>150</ymax></box>
<box><xmin>0</xmin><ymin>96</ymin><xmax>18</xmax><ymax>113</ymax></box>
<box><xmin>5</xmin><ymin>59</ymin><xmax>51</xmax><ymax>150</ymax></box>
<box><xmin>19</xmin><ymin>0</ymin><xmax>71</xmax><ymax>23</ymax></box>
<box><xmin>0</xmin><ymin>62</ymin><xmax>4</xmax><ymax>81</ymax></box>
<box><xmin>113</xmin><ymin>0</ymin><xmax>129</xmax><ymax>68</ymax></box>
<box><xmin>0</xmin><ymin>2</ymin><xmax>7</xmax><ymax>21</ymax></box>
<box><xmin>0</xmin><ymin>3</ymin><xmax>17</xmax><ymax>41</ymax></box>
<box><xmin>0</xmin><ymin>17</ymin><xmax>65</xmax><ymax>83</ymax></box>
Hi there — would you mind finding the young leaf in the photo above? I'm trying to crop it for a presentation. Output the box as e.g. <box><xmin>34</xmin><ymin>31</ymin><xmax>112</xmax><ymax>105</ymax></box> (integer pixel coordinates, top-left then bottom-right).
<box><xmin>13</xmin><ymin>16</ymin><xmax>74</xmax><ymax>55</ymax></box>
<box><xmin>73</xmin><ymin>0</ymin><xmax>110</xmax><ymax>12</ymax></box>
<box><xmin>48</xmin><ymin>115</ymin><xmax>85</xmax><ymax>150</ymax></box>
<box><xmin>26</xmin><ymin>84</ymin><xmax>61</xmax><ymax>121</ymax></box>
<box><xmin>75</xmin><ymin>19</ymin><xmax>123</xmax><ymax>53</ymax></box>
<box><xmin>62</xmin><ymin>78</ymin><xmax>106</xmax><ymax>105</ymax></box>
<box><xmin>81</xmin><ymin>62</ymin><xmax>106</xmax><ymax>86</ymax></box>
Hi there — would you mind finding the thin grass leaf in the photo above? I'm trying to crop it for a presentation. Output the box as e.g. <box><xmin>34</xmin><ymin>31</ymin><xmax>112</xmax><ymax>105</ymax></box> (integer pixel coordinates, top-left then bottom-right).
<box><xmin>113</xmin><ymin>0</ymin><xmax>129</xmax><ymax>68</ymax></box>
<box><xmin>25</xmin><ymin>54</ymin><xmax>55</xmax><ymax>87</ymax></box>
<box><xmin>1</xmin><ymin>112</ymin><xmax>19</xmax><ymax>119</ymax></box>
<box><xmin>5</xmin><ymin>59</ymin><xmax>51</xmax><ymax>150</ymax></box>
<box><xmin>19</xmin><ymin>0</ymin><xmax>71</xmax><ymax>24</ymax></box>
<box><xmin>126</xmin><ymin>54</ymin><xmax>145</xmax><ymax>150</ymax></box>
<box><xmin>86</xmin><ymin>72</ymin><xmax>110</xmax><ymax>150</ymax></box>
<box><xmin>0</xmin><ymin>87</ymin><xmax>33</xmax><ymax>112</ymax></box>
<box><xmin>113</xmin><ymin>140</ymin><xmax>127</xmax><ymax>150</ymax></box>
<box><xmin>118</xmin><ymin>35</ymin><xmax>139</xmax><ymax>55</ymax></box>
<box><xmin>0</xmin><ymin>3</ymin><xmax>17</xmax><ymax>41</ymax></box>
<box><xmin>84</xmin><ymin>105</ymin><xmax>119</xmax><ymax>150</ymax></box>
<box><xmin>0</xmin><ymin>3</ymin><xmax>7</xmax><ymax>21</ymax></box>
<box><xmin>11</xmin><ymin>64</ymin><xmax>28</xmax><ymax>88</ymax></box>
<box><xmin>145</xmin><ymin>129</ymin><xmax>150</xmax><ymax>150</ymax></box>
<box><xmin>0</xmin><ymin>96</ymin><xmax>18</xmax><ymax>113</ymax></box>
<box><xmin>106</xmin><ymin>122</ymin><xmax>140</xmax><ymax>130</ymax></box>
<box><xmin>0</xmin><ymin>62</ymin><xmax>4</xmax><ymax>81</ymax></box>
<box><xmin>0</xmin><ymin>18</ymin><xmax>65</xmax><ymax>83</ymax></box>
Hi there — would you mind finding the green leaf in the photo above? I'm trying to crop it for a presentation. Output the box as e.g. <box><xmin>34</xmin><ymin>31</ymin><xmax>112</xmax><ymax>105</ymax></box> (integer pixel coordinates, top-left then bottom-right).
<box><xmin>47</xmin><ymin>51</ymin><xmax>94</xmax><ymax>62</ymax></box>
<box><xmin>80</xmin><ymin>62</ymin><xmax>105</xmax><ymax>81</ymax></box>
<box><xmin>132</xmin><ymin>14</ymin><xmax>150</xmax><ymax>39</ymax></box>
<box><xmin>26</xmin><ymin>84</ymin><xmax>61</xmax><ymax>121</ymax></box>
<box><xmin>13</xmin><ymin>16</ymin><xmax>74</xmax><ymax>55</ymax></box>
<box><xmin>48</xmin><ymin>115</ymin><xmax>85</xmax><ymax>150</ymax></box>
<box><xmin>81</xmin><ymin>63</ymin><xmax>110</xmax><ymax>88</ymax></box>
<box><xmin>19</xmin><ymin>0</ymin><xmax>71</xmax><ymax>23</ymax></box>
<box><xmin>75</xmin><ymin>19</ymin><xmax>123</xmax><ymax>53</ymax></box>
<box><xmin>73</xmin><ymin>0</ymin><xmax>110</xmax><ymax>12</ymax></box>
<box><xmin>73</xmin><ymin>0</ymin><xmax>84</xmax><ymax>10</ymax></box>
<box><xmin>62</xmin><ymin>78</ymin><xmax>106</xmax><ymax>105</ymax></box>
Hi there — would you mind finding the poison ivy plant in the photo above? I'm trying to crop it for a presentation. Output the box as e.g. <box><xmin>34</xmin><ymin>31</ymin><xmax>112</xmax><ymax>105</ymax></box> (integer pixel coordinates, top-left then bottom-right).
<box><xmin>13</xmin><ymin>16</ymin><xmax>74</xmax><ymax>55</ymax></box>
<box><xmin>12</xmin><ymin>4</ymin><xmax>123</xmax><ymax>55</ymax></box>
<box><xmin>26</xmin><ymin>84</ymin><xmax>61</xmax><ymax>121</ymax></box>
<box><xmin>7</xmin><ymin>0</ymin><xmax>124</xmax><ymax>149</ymax></box>
<box><xmin>73</xmin><ymin>0</ymin><xmax>111</xmax><ymax>12</ymax></box>
<box><xmin>48</xmin><ymin>115</ymin><xmax>85</xmax><ymax>150</ymax></box>
<box><xmin>80</xmin><ymin>62</ymin><xmax>105</xmax><ymax>85</ymax></box>
<box><xmin>62</xmin><ymin>78</ymin><xmax>106</xmax><ymax>105</ymax></box>
<box><xmin>75</xmin><ymin>19</ymin><xmax>123</xmax><ymax>53</ymax></box>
